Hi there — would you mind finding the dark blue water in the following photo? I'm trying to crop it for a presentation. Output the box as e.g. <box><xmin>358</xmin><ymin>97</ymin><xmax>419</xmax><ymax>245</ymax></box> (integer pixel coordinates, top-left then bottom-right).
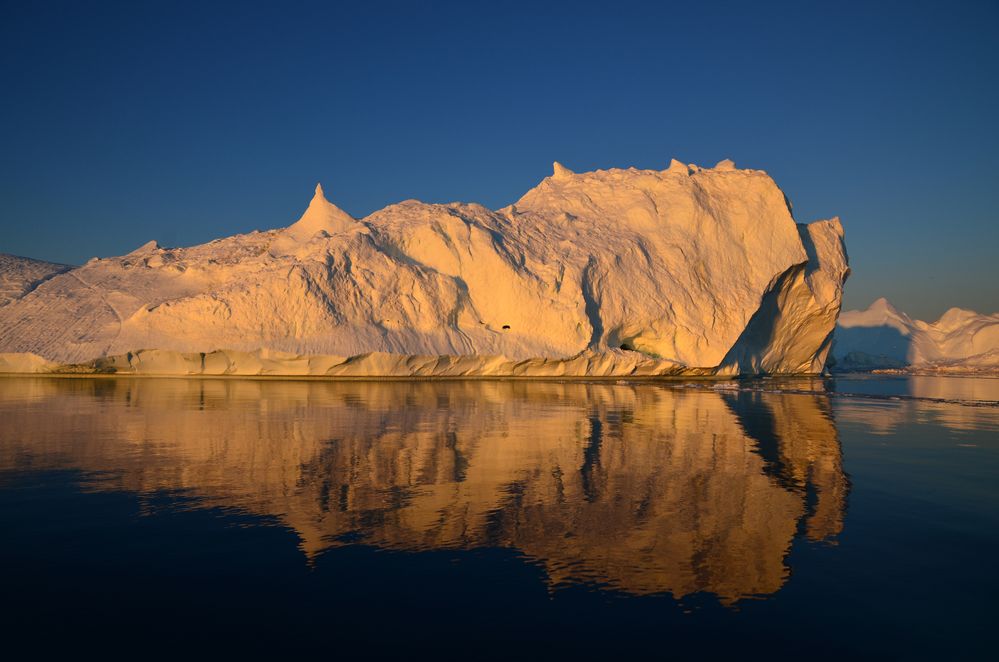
<box><xmin>0</xmin><ymin>376</ymin><xmax>996</xmax><ymax>658</ymax></box>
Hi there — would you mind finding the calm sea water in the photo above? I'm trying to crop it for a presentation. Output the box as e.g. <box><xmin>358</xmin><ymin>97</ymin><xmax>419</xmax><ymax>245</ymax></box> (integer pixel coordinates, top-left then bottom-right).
<box><xmin>0</xmin><ymin>376</ymin><xmax>996</xmax><ymax>658</ymax></box>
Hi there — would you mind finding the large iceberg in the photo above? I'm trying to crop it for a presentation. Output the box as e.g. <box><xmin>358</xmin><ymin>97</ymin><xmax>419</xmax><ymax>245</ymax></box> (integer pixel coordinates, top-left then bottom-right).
<box><xmin>0</xmin><ymin>161</ymin><xmax>849</xmax><ymax>376</ymax></box>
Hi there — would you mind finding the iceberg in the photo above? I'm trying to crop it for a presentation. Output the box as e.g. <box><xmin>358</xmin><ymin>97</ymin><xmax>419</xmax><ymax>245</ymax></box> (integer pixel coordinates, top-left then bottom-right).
<box><xmin>833</xmin><ymin>298</ymin><xmax>999</xmax><ymax>372</ymax></box>
<box><xmin>0</xmin><ymin>161</ymin><xmax>849</xmax><ymax>377</ymax></box>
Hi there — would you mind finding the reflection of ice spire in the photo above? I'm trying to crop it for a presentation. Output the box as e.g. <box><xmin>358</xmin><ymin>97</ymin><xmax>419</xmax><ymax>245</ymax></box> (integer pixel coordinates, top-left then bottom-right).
<box><xmin>295</xmin><ymin>528</ymin><xmax>331</xmax><ymax>566</ymax></box>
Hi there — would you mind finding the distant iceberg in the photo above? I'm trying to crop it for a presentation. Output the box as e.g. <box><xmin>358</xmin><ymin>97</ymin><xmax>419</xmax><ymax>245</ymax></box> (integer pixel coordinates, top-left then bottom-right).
<box><xmin>832</xmin><ymin>298</ymin><xmax>999</xmax><ymax>373</ymax></box>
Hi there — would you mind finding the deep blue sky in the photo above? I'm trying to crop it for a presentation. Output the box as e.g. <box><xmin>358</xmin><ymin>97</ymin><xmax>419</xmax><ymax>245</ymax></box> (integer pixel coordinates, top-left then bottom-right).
<box><xmin>2</xmin><ymin>1</ymin><xmax>996</xmax><ymax>319</ymax></box>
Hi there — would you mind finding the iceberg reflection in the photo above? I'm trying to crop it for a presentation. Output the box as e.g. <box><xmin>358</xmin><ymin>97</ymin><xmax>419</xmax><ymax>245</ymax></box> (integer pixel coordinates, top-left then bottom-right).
<box><xmin>829</xmin><ymin>375</ymin><xmax>999</xmax><ymax>434</ymax></box>
<box><xmin>0</xmin><ymin>378</ymin><xmax>847</xmax><ymax>602</ymax></box>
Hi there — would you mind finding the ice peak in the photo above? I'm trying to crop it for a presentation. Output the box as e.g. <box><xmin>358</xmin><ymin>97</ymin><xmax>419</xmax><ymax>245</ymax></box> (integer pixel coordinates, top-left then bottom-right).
<box><xmin>285</xmin><ymin>183</ymin><xmax>355</xmax><ymax>240</ymax></box>
<box><xmin>125</xmin><ymin>240</ymin><xmax>161</xmax><ymax>257</ymax></box>
<box><xmin>552</xmin><ymin>161</ymin><xmax>574</xmax><ymax>180</ymax></box>
<box><xmin>870</xmin><ymin>297</ymin><xmax>896</xmax><ymax>312</ymax></box>
<box><xmin>865</xmin><ymin>297</ymin><xmax>906</xmax><ymax>320</ymax></box>
<box><xmin>935</xmin><ymin>307</ymin><xmax>978</xmax><ymax>328</ymax></box>
<box><xmin>666</xmin><ymin>159</ymin><xmax>689</xmax><ymax>174</ymax></box>
<box><xmin>714</xmin><ymin>159</ymin><xmax>736</xmax><ymax>171</ymax></box>
<box><xmin>838</xmin><ymin>297</ymin><xmax>912</xmax><ymax>333</ymax></box>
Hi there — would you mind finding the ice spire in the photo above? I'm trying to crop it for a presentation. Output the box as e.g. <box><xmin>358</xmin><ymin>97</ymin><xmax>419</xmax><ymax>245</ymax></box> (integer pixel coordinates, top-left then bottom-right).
<box><xmin>285</xmin><ymin>182</ymin><xmax>356</xmax><ymax>240</ymax></box>
<box><xmin>552</xmin><ymin>161</ymin><xmax>574</xmax><ymax>180</ymax></box>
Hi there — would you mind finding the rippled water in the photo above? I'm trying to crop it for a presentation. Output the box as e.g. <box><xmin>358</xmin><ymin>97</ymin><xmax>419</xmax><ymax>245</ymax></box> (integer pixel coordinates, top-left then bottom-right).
<box><xmin>1</xmin><ymin>376</ymin><xmax>996</xmax><ymax>657</ymax></box>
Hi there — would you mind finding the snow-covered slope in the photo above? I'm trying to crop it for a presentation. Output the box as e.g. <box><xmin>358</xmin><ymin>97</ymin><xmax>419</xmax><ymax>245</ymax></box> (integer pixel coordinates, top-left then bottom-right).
<box><xmin>0</xmin><ymin>160</ymin><xmax>849</xmax><ymax>376</ymax></box>
<box><xmin>833</xmin><ymin>298</ymin><xmax>999</xmax><ymax>371</ymax></box>
<box><xmin>0</xmin><ymin>254</ymin><xmax>72</xmax><ymax>307</ymax></box>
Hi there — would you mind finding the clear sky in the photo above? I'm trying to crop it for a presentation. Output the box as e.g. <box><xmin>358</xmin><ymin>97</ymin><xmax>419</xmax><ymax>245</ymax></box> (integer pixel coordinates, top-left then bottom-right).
<box><xmin>1</xmin><ymin>0</ymin><xmax>996</xmax><ymax>320</ymax></box>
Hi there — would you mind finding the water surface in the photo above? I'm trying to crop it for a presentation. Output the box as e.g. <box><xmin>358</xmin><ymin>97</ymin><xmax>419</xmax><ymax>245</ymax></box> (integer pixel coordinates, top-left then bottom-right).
<box><xmin>0</xmin><ymin>376</ymin><xmax>996</xmax><ymax>657</ymax></box>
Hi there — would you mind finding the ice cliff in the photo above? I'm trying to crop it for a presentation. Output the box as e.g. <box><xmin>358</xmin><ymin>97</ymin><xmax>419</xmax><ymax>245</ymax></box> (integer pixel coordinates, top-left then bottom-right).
<box><xmin>833</xmin><ymin>298</ymin><xmax>999</xmax><ymax>372</ymax></box>
<box><xmin>0</xmin><ymin>161</ymin><xmax>849</xmax><ymax>376</ymax></box>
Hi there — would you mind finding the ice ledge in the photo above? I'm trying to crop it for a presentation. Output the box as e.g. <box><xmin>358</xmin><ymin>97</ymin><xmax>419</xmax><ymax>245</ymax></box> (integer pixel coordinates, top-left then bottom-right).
<box><xmin>1</xmin><ymin>347</ymin><xmax>834</xmax><ymax>378</ymax></box>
